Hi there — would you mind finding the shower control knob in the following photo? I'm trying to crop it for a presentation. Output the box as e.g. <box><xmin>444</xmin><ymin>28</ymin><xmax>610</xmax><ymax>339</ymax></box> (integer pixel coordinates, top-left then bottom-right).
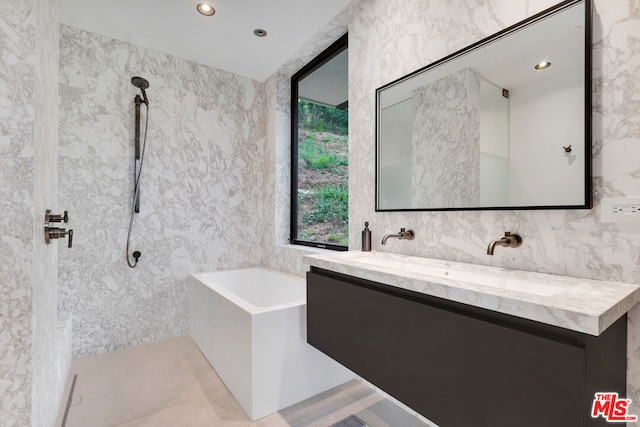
<box><xmin>44</xmin><ymin>226</ymin><xmax>73</xmax><ymax>248</ymax></box>
<box><xmin>48</xmin><ymin>210</ymin><xmax>69</xmax><ymax>223</ymax></box>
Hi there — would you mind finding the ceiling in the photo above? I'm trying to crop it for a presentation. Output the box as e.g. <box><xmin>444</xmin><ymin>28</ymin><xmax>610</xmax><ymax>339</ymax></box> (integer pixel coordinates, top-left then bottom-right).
<box><xmin>299</xmin><ymin>49</ymin><xmax>348</xmax><ymax>108</ymax></box>
<box><xmin>59</xmin><ymin>0</ymin><xmax>350</xmax><ymax>82</ymax></box>
<box><xmin>380</xmin><ymin>1</ymin><xmax>585</xmax><ymax>109</ymax></box>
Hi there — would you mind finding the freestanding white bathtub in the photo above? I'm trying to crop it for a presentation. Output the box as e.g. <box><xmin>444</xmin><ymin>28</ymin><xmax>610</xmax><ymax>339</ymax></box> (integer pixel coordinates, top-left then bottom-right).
<box><xmin>189</xmin><ymin>267</ymin><xmax>354</xmax><ymax>420</ymax></box>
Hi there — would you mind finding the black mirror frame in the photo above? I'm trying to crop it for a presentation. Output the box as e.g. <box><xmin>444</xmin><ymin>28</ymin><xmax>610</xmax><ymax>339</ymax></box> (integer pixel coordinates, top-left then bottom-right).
<box><xmin>375</xmin><ymin>0</ymin><xmax>592</xmax><ymax>212</ymax></box>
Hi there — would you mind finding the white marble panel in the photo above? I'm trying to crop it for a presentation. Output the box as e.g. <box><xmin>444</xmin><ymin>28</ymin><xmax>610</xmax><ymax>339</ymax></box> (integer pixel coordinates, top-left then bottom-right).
<box><xmin>0</xmin><ymin>1</ymin><xmax>36</xmax><ymax>424</ymax></box>
<box><xmin>1</xmin><ymin>0</ymin><xmax>62</xmax><ymax>424</ymax></box>
<box><xmin>55</xmin><ymin>312</ymin><xmax>73</xmax><ymax>407</ymax></box>
<box><xmin>58</xmin><ymin>25</ymin><xmax>266</xmax><ymax>357</ymax></box>
<box><xmin>411</xmin><ymin>68</ymin><xmax>480</xmax><ymax>208</ymax></box>
<box><xmin>32</xmin><ymin>0</ymin><xmax>64</xmax><ymax>424</ymax></box>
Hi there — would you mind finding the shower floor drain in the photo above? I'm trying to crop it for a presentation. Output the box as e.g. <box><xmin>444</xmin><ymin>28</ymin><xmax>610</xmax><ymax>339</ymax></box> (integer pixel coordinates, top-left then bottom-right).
<box><xmin>329</xmin><ymin>414</ymin><xmax>368</xmax><ymax>427</ymax></box>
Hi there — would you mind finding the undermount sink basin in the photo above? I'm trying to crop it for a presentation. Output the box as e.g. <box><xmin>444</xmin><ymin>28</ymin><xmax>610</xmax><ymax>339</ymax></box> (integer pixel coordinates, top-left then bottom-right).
<box><xmin>348</xmin><ymin>252</ymin><xmax>564</xmax><ymax>297</ymax></box>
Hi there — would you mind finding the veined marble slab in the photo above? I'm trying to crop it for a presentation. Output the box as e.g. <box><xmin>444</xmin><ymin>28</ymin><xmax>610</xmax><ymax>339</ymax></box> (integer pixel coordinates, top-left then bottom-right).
<box><xmin>303</xmin><ymin>251</ymin><xmax>640</xmax><ymax>336</ymax></box>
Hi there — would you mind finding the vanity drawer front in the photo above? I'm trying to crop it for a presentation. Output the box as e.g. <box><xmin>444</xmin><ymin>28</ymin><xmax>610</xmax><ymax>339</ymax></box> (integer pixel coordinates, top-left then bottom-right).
<box><xmin>307</xmin><ymin>269</ymin><xmax>624</xmax><ymax>427</ymax></box>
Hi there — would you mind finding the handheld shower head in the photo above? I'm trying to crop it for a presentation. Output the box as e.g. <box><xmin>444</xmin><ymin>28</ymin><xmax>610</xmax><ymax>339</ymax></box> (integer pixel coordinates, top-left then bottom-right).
<box><xmin>131</xmin><ymin>76</ymin><xmax>149</xmax><ymax>105</ymax></box>
<box><xmin>131</xmin><ymin>76</ymin><xmax>149</xmax><ymax>90</ymax></box>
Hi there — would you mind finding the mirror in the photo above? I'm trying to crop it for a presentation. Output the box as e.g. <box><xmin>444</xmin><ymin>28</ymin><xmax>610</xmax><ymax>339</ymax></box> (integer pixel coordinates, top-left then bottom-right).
<box><xmin>376</xmin><ymin>0</ymin><xmax>591</xmax><ymax>211</ymax></box>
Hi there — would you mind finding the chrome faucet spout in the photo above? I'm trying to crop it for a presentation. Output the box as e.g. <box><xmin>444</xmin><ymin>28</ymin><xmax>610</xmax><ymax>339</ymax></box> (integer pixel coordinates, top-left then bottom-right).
<box><xmin>381</xmin><ymin>233</ymin><xmax>402</xmax><ymax>245</ymax></box>
<box><xmin>487</xmin><ymin>238</ymin><xmax>508</xmax><ymax>255</ymax></box>
<box><xmin>381</xmin><ymin>228</ymin><xmax>415</xmax><ymax>245</ymax></box>
<box><xmin>487</xmin><ymin>232</ymin><xmax>522</xmax><ymax>255</ymax></box>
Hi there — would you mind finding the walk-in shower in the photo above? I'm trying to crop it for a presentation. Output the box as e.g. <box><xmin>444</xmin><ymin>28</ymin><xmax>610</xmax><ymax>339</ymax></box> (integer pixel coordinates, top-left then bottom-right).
<box><xmin>126</xmin><ymin>76</ymin><xmax>150</xmax><ymax>268</ymax></box>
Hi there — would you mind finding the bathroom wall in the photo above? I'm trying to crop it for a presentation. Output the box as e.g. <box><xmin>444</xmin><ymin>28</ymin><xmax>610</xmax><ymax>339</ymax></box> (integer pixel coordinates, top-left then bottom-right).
<box><xmin>349</xmin><ymin>0</ymin><xmax>640</xmax><ymax>415</ymax></box>
<box><xmin>260</xmin><ymin>10</ymin><xmax>349</xmax><ymax>276</ymax></box>
<box><xmin>58</xmin><ymin>25</ymin><xmax>266</xmax><ymax>357</ymax></box>
<box><xmin>0</xmin><ymin>0</ymin><xmax>64</xmax><ymax>424</ymax></box>
<box><xmin>509</xmin><ymin>70</ymin><xmax>585</xmax><ymax>206</ymax></box>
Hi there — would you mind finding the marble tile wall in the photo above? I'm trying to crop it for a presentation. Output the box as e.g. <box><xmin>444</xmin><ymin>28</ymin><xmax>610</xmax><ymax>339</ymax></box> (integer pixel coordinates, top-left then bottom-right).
<box><xmin>58</xmin><ymin>25</ymin><xmax>266</xmax><ymax>358</ymax></box>
<box><xmin>0</xmin><ymin>1</ymin><xmax>36</xmax><ymax>424</ymax></box>
<box><xmin>411</xmin><ymin>68</ymin><xmax>481</xmax><ymax>208</ymax></box>
<box><xmin>1</xmin><ymin>0</ymin><xmax>62</xmax><ymax>424</ymax></box>
<box><xmin>32</xmin><ymin>0</ymin><xmax>63</xmax><ymax>424</ymax></box>
<box><xmin>348</xmin><ymin>0</ymin><xmax>640</xmax><ymax>416</ymax></box>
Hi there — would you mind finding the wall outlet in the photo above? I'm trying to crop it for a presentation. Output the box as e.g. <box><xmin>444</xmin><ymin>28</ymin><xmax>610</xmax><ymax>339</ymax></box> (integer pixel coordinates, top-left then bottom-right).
<box><xmin>601</xmin><ymin>197</ymin><xmax>640</xmax><ymax>223</ymax></box>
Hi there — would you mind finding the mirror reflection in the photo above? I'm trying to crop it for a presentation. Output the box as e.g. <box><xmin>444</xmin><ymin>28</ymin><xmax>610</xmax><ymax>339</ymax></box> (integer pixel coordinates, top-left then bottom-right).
<box><xmin>376</xmin><ymin>0</ymin><xmax>590</xmax><ymax>211</ymax></box>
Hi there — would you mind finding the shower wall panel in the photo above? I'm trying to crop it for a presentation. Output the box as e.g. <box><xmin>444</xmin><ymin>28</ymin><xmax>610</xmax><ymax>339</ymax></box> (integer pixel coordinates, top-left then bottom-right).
<box><xmin>0</xmin><ymin>0</ymin><xmax>63</xmax><ymax>424</ymax></box>
<box><xmin>58</xmin><ymin>25</ymin><xmax>266</xmax><ymax>357</ymax></box>
<box><xmin>0</xmin><ymin>2</ymin><xmax>37</xmax><ymax>422</ymax></box>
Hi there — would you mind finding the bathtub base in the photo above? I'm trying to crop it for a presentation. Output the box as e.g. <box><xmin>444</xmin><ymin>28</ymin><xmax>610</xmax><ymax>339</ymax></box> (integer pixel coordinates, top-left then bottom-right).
<box><xmin>189</xmin><ymin>268</ymin><xmax>354</xmax><ymax>420</ymax></box>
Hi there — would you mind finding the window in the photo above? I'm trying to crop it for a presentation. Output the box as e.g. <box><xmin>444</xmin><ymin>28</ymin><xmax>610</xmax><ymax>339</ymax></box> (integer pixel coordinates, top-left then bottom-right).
<box><xmin>291</xmin><ymin>34</ymin><xmax>348</xmax><ymax>250</ymax></box>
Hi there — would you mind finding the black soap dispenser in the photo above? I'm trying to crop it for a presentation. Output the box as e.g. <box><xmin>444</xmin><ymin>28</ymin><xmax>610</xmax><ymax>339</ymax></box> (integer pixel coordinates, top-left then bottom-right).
<box><xmin>362</xmin><ymin>222</ymin><xmax>372</xmax><ymax>252</ymax></box>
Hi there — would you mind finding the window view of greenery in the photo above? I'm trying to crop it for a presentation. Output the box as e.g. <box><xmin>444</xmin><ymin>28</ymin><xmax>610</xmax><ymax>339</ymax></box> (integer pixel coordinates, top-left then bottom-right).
<box><xmin>296</xmin><ymin>100</ymin><xmax>348</xmax><ymax>246</ymax></box>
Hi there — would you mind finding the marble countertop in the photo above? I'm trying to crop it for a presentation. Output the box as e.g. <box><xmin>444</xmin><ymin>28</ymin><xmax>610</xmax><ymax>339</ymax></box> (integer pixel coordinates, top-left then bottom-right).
<box><xmin>303</xmin><ymin>251</ymin><xmax>640</xmax><ymax>336</ymax></box>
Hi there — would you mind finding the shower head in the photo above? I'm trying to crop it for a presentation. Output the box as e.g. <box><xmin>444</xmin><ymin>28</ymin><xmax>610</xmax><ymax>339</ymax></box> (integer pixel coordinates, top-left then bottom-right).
<box><xmin>131</xmin><ymin>76</ymin><xmax>149</xmax><ymax>90</ymax></box>
<box><xmin>131</xmin><ymin>76</ymin><xmax>149</xmax><ymax>105</ymax></box>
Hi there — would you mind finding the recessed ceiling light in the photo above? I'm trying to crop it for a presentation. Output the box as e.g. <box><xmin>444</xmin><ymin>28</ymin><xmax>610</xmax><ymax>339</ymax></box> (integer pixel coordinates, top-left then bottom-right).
<box><xmin>253</xmin><ymin>29</ymin><xmax>267</xmax><ymax>37</ymax></box>
<box><xmin>197</xmin><ymin>3</ymin><xmax>215</xmax><ymax>16</ymax></box>
<box><xmin>534</xmin><ymin>61</ymin><xmax>551</xmax><ymax>70</ymax></box>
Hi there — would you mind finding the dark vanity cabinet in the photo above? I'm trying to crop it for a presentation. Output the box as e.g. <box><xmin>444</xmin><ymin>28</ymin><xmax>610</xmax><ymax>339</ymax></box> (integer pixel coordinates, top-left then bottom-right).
<box><xmin>307</xmin><ymin>268</ymin><xmax>627</xmax><ymax>427</ymax></box>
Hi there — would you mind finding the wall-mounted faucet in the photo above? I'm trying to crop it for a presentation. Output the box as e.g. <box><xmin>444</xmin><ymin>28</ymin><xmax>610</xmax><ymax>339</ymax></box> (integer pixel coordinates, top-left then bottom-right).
<box><xmin>487</xmin><ymin>232</ymin><xmax>522</xmax><ymax>255</ymax></box>
<box><xmin>381</xmin><ymin>228</ymin><xmax>415</xmax><ymax>245</ymax></box>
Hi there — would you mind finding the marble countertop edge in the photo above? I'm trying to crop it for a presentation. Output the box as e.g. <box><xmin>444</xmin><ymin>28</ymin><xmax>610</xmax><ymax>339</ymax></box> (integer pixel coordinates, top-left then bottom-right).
<box><xmin>302</xmin><ymin>251</ymin><xmax>640</xmax><ymax>336</ymax></box>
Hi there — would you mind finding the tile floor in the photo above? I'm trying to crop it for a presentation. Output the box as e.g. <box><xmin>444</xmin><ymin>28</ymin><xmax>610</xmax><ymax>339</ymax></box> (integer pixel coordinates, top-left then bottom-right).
<box><xmin>57</xmin><ymin>336</ymin><xmax>430</xmax><ymax>427</ymax></box>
